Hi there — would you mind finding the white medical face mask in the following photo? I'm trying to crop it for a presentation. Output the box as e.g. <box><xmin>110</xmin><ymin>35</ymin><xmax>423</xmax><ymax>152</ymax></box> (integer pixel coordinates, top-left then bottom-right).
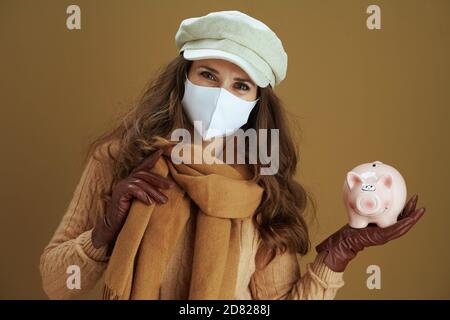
<box><xmin>181</xmin><ymin>75</ymin><xmax>259</xmax><ymax>140</ymax></box>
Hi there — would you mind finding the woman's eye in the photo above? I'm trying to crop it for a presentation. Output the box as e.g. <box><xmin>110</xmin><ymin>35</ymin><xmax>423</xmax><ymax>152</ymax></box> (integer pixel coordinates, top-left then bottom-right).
<box><xmin>235</xmin><ymin>82</ymin><xmax>249</xmax><ymax>91</ymax></box>
<box><xmin>200</xmin><ymin>71</ymin><xmax>215</xmax><ymax>81</ymax></box>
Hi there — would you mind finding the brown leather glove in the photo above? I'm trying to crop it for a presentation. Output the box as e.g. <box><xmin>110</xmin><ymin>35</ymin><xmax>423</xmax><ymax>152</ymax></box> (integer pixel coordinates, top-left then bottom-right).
<box><xmin>315</xmin><ymin>194</ymin><xmax>426</xmax><ymax>272</ymax></box>
<box><xmin>91</xmin><ymin>149</ymin><xmax>174</xmax><ymax>249</ymax></box>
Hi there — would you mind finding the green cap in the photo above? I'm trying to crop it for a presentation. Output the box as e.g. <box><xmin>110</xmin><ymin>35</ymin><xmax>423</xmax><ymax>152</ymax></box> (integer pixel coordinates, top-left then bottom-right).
<box><xmin>175</xmin><ymin>10</ymin><xmax>288</xmax><ymax>88</ymax></box>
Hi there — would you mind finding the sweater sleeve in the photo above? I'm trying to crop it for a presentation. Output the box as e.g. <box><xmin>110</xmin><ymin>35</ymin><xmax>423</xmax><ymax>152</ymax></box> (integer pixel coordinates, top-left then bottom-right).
<box><xmin>39</xmin><ymin>146</ymin><xmax>114</xmax><ymax>299</ymax></box>
<box><xmin>249</xmin><ymin>250</ymin><xmax>345</xmax><ymax>300</ymax></box>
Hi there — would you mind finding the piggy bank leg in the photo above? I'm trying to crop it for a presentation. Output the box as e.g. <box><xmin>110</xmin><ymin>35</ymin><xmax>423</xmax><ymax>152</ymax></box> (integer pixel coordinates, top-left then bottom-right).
<box><xmin>348</xmin><ymin>215</ymin><xmax>369</xmax><ymax>229</ymax></box>
<box><xmin>376</xmin><ymin>216</ymin><xmax>398</xmax><ymax>228</ymax></box>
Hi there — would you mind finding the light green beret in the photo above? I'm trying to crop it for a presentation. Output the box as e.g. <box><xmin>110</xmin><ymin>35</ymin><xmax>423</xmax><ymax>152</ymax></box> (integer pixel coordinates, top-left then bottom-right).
<box><xmin>175</xmin><ymin>10</ymin><xmax>288</xmax><ymax>88</ymax></box>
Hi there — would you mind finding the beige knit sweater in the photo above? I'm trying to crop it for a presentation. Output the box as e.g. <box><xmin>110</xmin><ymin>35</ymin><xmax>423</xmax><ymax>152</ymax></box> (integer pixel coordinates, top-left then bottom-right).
<box><xmin>39</xmin><ymin>141</ymin><xmax>345</xmax><ymax>300</ymax></box>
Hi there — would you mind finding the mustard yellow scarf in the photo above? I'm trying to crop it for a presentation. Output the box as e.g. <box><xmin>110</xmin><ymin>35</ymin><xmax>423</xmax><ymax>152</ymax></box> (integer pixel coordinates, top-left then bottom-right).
<box><xmin>102</xmin><ymin>146</ymin><xmax>263</xmax><ymax>299</ymax></box>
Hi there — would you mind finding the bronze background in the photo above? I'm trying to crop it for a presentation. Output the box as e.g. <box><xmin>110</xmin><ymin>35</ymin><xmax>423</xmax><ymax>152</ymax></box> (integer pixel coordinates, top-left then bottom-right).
<box><xmin>0</xmin><ymin>0</ymin><xmax>449</xmax><ymax>299</ymax></box>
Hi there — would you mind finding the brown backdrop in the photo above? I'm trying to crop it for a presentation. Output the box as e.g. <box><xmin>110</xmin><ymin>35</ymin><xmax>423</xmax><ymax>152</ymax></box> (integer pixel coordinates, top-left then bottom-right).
<box><xmin>1</xmin><ymin>0</ymin><xmax>449</xmax><ymax>299</ymax></box>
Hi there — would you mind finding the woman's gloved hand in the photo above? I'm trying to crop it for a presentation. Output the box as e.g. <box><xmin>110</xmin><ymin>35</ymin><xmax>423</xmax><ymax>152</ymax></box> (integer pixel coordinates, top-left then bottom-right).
<box><xmin>315</xmin><ymin>194</ymin><xmax>426</xmax><ymax>272</ymax></box>
<box><xmin>92</xmin><ymin>149</ymin><xmax>175</xmax><ymax>249</ymax></box>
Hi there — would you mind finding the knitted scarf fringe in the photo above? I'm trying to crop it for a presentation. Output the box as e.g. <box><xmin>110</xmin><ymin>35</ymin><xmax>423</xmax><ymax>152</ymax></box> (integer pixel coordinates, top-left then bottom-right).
<box><xmin>102</xmin><ymin>284</ymin><xmax>120</xmax><ymax>300</ymax></box>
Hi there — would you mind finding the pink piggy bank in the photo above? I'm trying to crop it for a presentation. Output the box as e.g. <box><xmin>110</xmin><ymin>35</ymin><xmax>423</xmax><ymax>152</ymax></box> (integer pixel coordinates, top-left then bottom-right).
<box><xmin>343</xmin><ymin>161</ymin><xmax>407</xmax><ymax>228</ymax></box>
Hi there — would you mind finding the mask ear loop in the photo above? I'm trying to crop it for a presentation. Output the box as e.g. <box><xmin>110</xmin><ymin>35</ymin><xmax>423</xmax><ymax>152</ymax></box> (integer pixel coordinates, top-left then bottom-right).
<box><xmin>254</xmin><ymin>87</ymin><xmax>261</xmax><ymax>103</ymax></box>
<box><xmin>183</xmin><ymin>71</ymin><xmax>191</xmax><ymax>87</ymax></box>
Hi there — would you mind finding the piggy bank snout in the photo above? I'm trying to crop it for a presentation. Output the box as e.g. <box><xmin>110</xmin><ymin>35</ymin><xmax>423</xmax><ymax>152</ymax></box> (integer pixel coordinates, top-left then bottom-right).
<box><xmin>356</xmin><ymin>194</ymin><xmax>380</xmax><ymax>215</ymax></box>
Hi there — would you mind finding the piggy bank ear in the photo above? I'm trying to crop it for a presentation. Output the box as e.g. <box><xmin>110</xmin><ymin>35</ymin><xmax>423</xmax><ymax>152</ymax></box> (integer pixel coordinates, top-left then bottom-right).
<box><xmin>378</xmin><ymin>174</ymin><xmax>393</xmax><ymax>189</ymax></box>
<box><xmin>346</xmin><ymin>172</ymin><xmax>363</xmax><ymax>190</ymax></box>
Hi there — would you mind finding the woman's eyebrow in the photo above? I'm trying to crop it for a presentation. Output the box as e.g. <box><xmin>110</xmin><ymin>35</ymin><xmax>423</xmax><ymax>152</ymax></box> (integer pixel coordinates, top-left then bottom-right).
<box><xmin>198</xmin><ymin>65</ymin><xmax>255</xmax><ymax>87</ymax></box>
<box><xmin>234</xmin><ymin>77</ymin><xmax>255</xmax><ymax>87</ymax></box>
<box><xmin>198</xmin><ymin>65</ymin><xmax>220</xmax><ymax>75</ymax></box>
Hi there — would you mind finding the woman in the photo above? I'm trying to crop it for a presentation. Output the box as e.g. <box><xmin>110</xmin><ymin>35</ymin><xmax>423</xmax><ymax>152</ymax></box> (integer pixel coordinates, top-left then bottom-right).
<box><xmin>40</xmin><ymin>10</ymin><xmax>425</xmax><ymax>300</ymax></box>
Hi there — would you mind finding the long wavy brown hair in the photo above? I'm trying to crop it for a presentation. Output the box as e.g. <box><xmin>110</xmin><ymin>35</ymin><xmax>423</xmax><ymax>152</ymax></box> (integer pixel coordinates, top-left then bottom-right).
<box><xmin>84</xmin><ymin>54</ymin><xmax>316</xmax><ymax>267</ymax></box>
